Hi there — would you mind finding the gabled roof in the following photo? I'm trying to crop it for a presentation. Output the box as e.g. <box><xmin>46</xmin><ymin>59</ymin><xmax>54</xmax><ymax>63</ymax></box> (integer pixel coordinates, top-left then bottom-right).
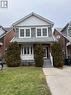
<box><xmin>12</xmin><ymin>12</ymin><xmax>54</xmax><ymax>27</ymax></box>
<box><xmin>55</xmin><ymin>28</ymin><xmax>62</xmax><ymax>32</ymax></box>
<box><xmin>60</xmin><ymin>21</ymin><xmax>71</xmax><ymax>32</ymax></box>
<box><xmin>54</xmin><ymin>28</ymin><xmax>71</xmax><ymax>42</ymax></box>
<box><xmin>0</xmin><ymin>26</ymin><xmax>7</xmax><ymax>38</ymax></box>
<box><xmin>0</xmin><ymin>26</ymin><xmax>13</xmax><ymax>38</ymax></box>
<box><xmin>58</xmin><ymin>21</ymin><xmax>71</xmax><ymax>42</ymax></box>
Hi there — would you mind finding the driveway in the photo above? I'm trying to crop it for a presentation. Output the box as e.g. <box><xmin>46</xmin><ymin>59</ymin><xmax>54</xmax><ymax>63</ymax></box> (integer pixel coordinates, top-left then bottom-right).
<box><xmin>43</xmin><ymin>66</ymin><xmax>71</xmax><ymax>95</ymax></box>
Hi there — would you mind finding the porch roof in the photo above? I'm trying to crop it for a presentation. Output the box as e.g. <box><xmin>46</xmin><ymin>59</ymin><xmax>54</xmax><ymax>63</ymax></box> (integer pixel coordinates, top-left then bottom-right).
<box><xmin>12</xmin><ymin>37</ymin><xmax>55</xmax><ymax>43</ymax></box>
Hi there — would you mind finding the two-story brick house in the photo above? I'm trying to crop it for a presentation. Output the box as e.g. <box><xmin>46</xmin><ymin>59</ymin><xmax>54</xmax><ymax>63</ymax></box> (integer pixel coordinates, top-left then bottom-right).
<box><xmin>0</xmin><ymin>26</ymin><xmax>15</xmax><ymax>58</ymax></box>
<box><xmin>12</xmin><ymin>12</ymin><xmax>55</xmax><ymax>64</ymax></box>
<box><xmin>54</xmin><ymin>21</ymin><xmax>71</xmax><ymax>58</ymax></box>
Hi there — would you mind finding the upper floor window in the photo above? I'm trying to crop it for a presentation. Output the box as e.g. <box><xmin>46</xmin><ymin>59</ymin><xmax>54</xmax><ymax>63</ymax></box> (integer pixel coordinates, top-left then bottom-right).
<box><xmin>20</xmin><ymin>29</ymin><xmax>24</xmax><ymax>37</ymax></box>
<box><xmin>19</xmin><ymin>28</ymin><xmax>31</xmax><ymax>38</ymax></box>
<box><xmin>42</xmin><ymin>28</ymin><xmax>47</xmax><ymax>36</ymax></box>
<box><xmin>26</xmin><ymin>29</ymin><xmax>30</xmax><ymax>37</ymax></box>
<box><xmin>37</xmin><ymin>27</ymin><xmax>48</xmax><ymax>37</ymax></box>
<box><xmin>19</xmin><ymin>27</ymin><xmax>48</xmax><ymax>38</ymax></box>
<box><xmin>37</xmin><ymin>29</ymin><xmax>41</xmax><ymax>36</ymax></box>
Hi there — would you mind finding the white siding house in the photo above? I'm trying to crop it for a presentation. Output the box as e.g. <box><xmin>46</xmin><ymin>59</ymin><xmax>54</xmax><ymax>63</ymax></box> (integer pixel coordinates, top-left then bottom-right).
<box><xmin>12</xmin><ymin>12</ymin><xmax>55</xmax><ymax>65</ymax></box>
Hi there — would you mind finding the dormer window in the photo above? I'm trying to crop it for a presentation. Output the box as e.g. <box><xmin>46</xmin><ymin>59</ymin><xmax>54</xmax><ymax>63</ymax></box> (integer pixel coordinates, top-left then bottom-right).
<box><xmin>56</xmin><ymin>35</ymin><xmax>60</xmax><ymax>39</ymax></box>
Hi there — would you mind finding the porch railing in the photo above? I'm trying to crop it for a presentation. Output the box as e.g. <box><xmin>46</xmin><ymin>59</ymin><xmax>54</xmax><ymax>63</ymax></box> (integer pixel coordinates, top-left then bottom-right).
<box><xmin>49</xmin><ymin>53</ymin><xmax>53</xmax><ymax>66</ymax></box>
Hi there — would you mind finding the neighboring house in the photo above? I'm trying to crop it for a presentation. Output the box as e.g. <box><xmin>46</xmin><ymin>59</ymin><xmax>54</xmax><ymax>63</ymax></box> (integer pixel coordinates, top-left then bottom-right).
<box><xmin>12</xmin><ymin>12</ymin><xmax>55</xmax><ymax>64</ymax></box>
<box><xmin>0</xmin><ymin>26</ymin><xmax>7</xmax><ymax>57</ymax></box>
<box><xmin>54</xmin><ymin>28</ymin><xmax>67</xmax><ymax>57</ymax></box>
<box><xmin>0</xmin><ymin>26</ymin><xmax>15</xmax><ymax>57</ymax></box>
<box><xmin>54</xmin><ymin>21</ymin><xmax>71</xmax><ymax>58</ymax></box>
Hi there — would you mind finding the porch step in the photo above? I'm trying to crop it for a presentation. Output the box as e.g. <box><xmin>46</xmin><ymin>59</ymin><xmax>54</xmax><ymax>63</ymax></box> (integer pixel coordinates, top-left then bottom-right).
<box><xmin>21</xmin><ymin>60</ymin><xmax>35</xmax><ymax>66</ymax></box>
<box><xmin>43</xmin><ymin>59</ymin><xmax>52</xmax><ymax>68</ymax></box>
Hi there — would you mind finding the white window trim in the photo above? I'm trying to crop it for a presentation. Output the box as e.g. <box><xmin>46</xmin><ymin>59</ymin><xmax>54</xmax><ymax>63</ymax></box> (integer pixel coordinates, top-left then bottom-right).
<box><xmin>19</xmin><ymin>28</ymin><xmax>24</xmax><ymax>38</ymax></box>
<box><xmin>42</xmin><ymin>27</ymin><xmax>48</xmax><ymax>37</ymax></box>
<box><xmin>19</xmin><ymin>27</ymin><xmax>31</xmax><ymax>38</ymax></box>
<box><xmin>36</xmin><ymin>27</ymin><xmax>41</xmax><ymax>37</ymax></box>
<box><xmin>21</xmin><ymin>46</ymin><xmax>33</xmax><ymax>55</ymax></box>
<box><xmin>19</xmin><ymin>27</ymin><xmax>48</xmax><ymax>38</ymax></box>
<box><xmin>36</xmin><ymin>27</ymin><xmax>48</xmax><ymax>38</ymax></box>
<box><xmin>25</xmin><ymin>28</ymin><xmax>31</xmax><ymax>38</ymax></box>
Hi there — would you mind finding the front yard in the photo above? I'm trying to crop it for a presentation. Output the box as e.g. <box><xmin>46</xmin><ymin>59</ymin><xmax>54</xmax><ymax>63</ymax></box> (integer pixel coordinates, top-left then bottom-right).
<box><xmin>0</xmin><ymin>67</ymin><xmax>51</xmax><ymax>95</ymax></box>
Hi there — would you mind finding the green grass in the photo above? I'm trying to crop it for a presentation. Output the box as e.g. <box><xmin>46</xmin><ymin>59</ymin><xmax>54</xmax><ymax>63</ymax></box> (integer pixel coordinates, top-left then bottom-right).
<box><xmin>0</xmin><ymin>67</ymin><xmax>51</xmax><ymax>95</ymax></box>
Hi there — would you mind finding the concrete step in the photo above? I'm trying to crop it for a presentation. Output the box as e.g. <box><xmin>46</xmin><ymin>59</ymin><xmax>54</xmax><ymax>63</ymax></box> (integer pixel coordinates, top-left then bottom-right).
<box><xmin>21</xmin><ymin>60</ymin><xmax>35</xmax><ymax>66</ymax></box>
<box><xmin>43</xmin><ymin>59</ymin><xmax>52</xmax><ymax>68</ymax></box>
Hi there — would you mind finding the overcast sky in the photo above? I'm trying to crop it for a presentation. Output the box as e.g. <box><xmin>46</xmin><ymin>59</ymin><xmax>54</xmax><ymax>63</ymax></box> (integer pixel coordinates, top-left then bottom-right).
<box><xmin>0</xmin><ymin>0</ymin><xmax>71</xmax><ymax>28</ymax></box>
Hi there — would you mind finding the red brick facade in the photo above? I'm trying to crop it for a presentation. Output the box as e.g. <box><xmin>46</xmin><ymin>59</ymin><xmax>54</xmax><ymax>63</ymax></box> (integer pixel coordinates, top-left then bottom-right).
<box><xmin>0</xmin><ymin>29</ymin><xmax>16</xmax><ymax>57</ymax></box>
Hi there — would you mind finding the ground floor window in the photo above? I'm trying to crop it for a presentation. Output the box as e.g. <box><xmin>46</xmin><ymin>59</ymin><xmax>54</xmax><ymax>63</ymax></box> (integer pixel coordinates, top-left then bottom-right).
<box><xmin>21</xmin><ymin>46</ymin><xmax>33</xmax><ymax>55</ymax></box>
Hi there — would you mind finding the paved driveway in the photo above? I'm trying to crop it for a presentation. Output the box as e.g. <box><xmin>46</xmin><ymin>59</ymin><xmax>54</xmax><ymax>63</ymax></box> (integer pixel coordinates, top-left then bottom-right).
<box><xmin>43</xmin><ymin>66</ymin><xmax>71</xmax><ymax>95</ymax></box>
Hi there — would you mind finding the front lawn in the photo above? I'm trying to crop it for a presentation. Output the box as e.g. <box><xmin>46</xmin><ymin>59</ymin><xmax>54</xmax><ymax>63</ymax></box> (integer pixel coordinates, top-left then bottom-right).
<box><xmin>0</xmin><ymin>67</ymin><xmax>51</xmax><ymax>95</ymax></box>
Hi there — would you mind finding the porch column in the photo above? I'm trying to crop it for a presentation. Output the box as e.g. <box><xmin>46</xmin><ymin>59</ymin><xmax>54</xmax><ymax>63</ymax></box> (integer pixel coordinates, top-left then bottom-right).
<box><xmin>49</xmin><ymin>44</ymin><xmax>53</xmax><ymax>66</ymax></box>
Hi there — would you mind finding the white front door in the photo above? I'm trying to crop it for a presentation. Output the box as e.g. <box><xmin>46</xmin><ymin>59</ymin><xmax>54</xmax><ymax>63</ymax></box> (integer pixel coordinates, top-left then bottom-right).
<box><xmin>21</xmin><ymin>45</ymin><xmax>34</xmax><ymax>60</ymax></box>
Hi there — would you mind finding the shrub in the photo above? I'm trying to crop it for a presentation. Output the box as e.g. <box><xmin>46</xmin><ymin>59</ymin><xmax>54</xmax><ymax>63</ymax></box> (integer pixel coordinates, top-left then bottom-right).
<box><xmin>34</xmin><ymin>44</ymin><xmax>44</xmax><ymax>67</ymax></box>
<box><xmin>51</xmin><ymin>42</ymin><xmax>64</xmax><ymax>68</ymax></box>
<box><xmin>5</xmin><ymin>42</ymin><xmax>21</xmax><ymax>67</ymax></box>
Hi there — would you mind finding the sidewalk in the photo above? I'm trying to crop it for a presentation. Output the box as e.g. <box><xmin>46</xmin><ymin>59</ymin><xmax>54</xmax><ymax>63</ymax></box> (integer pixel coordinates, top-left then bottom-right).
<box><xmin>43</xmin><ymin>66</ymin><xmax>71</xmax><ymax>95</ymax></box>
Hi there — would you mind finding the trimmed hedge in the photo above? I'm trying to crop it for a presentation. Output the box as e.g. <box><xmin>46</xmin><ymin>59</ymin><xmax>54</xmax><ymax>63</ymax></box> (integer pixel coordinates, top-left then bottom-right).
<box><xmin>5</xmin><ymin>42</ymin><xmax>21</xmax><ymax>67</ymax></box>
<box><xmin>51</xmin><ymin>43</ymin><xmax>64</xmax><ymax>68</ymax></box>
<box><xmin>34</xmin><ymin>44</ymin><xmax>44</xmax><ymax>67</ymax></box>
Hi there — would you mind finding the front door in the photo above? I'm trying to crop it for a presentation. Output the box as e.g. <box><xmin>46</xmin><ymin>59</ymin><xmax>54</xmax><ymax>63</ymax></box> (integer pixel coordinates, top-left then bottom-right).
<box><xmin>43</xmin><ymin>47</ymin><xmax>48</xmax><ymax>59</ymax></box>
<box><xmin>21</xmin><ymin>45</ymin><xmax>34</xmax><ymax>60</ymax></box>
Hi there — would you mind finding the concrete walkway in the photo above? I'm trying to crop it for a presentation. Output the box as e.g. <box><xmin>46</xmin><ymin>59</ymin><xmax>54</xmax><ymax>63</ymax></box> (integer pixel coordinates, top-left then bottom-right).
<box><xmin>43</xmin><ymin>66</ymin><xmax>71</xmax><ymax>95</ymax></box>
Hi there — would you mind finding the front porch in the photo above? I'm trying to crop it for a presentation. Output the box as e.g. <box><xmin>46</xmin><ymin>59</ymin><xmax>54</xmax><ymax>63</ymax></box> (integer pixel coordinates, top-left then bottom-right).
<box><xmin>20</xmin><ymin>44</ymin><xmax>52</xmax><ymax>65</ymax></box>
